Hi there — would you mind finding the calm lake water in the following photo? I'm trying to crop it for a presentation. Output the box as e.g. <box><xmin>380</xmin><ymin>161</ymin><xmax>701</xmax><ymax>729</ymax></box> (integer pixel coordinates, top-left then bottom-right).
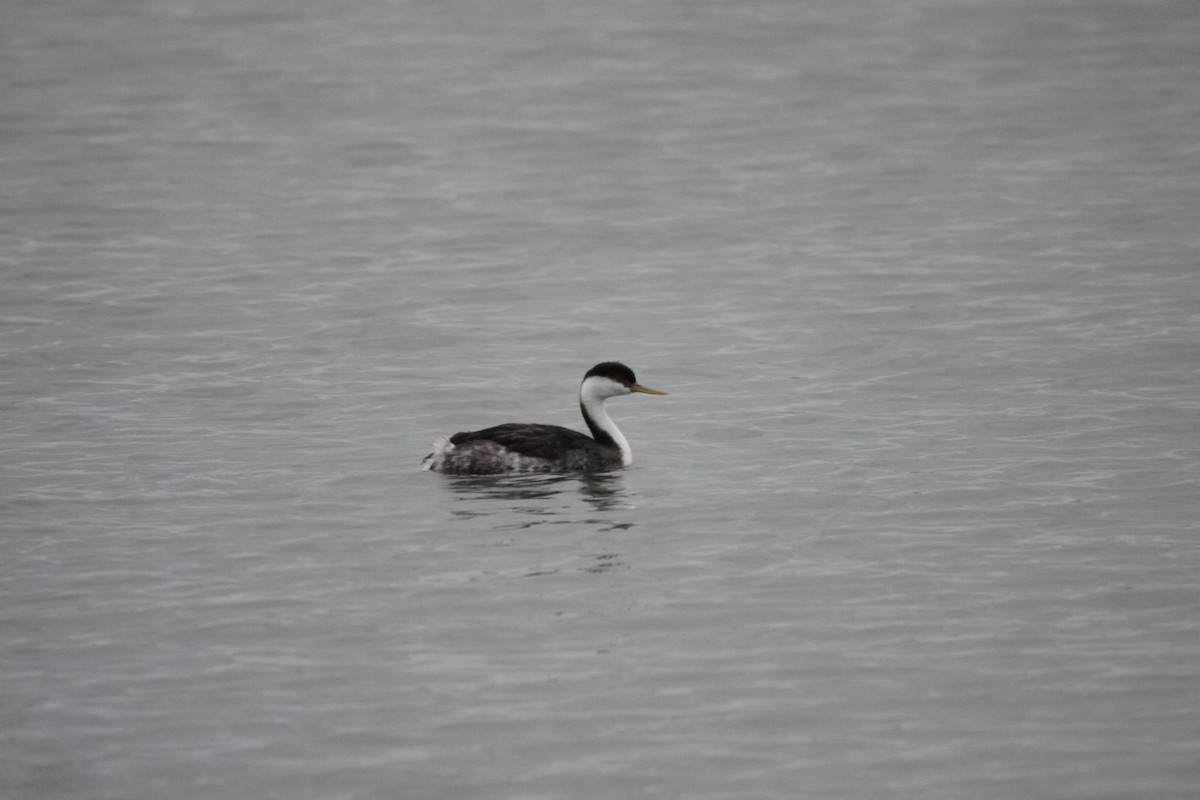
<box><xmin>3</xmin><ymin>1</ymin><xmax>1198</xmax><ymax>798</ymax></box>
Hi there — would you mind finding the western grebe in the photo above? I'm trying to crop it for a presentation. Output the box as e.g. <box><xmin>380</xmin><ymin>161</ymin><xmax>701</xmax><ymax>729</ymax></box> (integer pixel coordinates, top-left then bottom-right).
<box><xmin>422</xmin><ymin>362</ymin><xmax>669</xmax><ymax>474</ymax></box>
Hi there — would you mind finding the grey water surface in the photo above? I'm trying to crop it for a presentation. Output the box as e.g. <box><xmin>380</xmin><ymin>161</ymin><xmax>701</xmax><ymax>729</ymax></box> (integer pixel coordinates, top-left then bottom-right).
<box><xmin>3</xmin><ymin>1</ymin><xmax>1199</xmax><ymax>798</ymax></box>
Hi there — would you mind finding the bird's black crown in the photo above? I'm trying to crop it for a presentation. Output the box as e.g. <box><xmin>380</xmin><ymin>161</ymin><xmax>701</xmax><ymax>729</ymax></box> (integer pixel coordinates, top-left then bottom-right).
<box><xmin>585</xmin><ymin>361</ymin><xmax>637</xmax><ymax>387</ymax></box>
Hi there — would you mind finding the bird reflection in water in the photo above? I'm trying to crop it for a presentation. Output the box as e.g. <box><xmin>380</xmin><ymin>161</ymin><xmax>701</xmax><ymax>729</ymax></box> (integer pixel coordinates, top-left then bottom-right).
<box><xmin>442</xmin><ymin>472</ymin><xmax>636</xmax><ymax>575</ymax></box>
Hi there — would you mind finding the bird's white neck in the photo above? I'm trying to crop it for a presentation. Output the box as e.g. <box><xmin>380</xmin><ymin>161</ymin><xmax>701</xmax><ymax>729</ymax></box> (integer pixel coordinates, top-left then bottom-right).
<box><xmin>579</xmin><ymin>378</ymin><xmax>632</xmax><ymax>465</ymax></box>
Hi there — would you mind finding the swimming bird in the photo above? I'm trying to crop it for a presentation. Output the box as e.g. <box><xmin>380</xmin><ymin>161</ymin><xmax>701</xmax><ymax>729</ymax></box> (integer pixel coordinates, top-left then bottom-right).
<box><xmin>422</xmin><ymin>362</ymin><xmax>668</xmax><ymax>474</ymax></box>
